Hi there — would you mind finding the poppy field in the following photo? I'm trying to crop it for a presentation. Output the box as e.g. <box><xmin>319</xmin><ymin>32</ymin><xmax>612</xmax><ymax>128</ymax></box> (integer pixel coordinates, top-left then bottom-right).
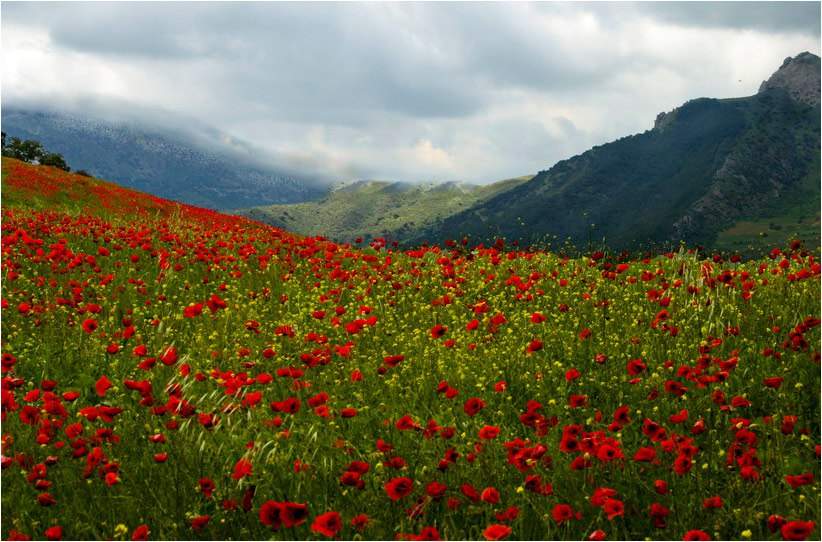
<box><xmin>1</xmin><ymin>158</ymin><xmax>820</xmax><ymax>541</ymax></box>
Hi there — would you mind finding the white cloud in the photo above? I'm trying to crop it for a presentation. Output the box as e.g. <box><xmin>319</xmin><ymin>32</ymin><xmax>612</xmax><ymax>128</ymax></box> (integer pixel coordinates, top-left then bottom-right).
<box><xmin>1</xmin><ymin>2</ymin><xmax>819</xmax><ymax>183</ymax></box>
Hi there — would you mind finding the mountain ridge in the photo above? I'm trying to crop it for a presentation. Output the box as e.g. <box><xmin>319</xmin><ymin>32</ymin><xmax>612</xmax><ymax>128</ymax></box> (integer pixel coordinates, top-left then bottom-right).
<box><xmin>414</xmin><ymin>52</ymin><xmax>820</xmax><ymax>252</ymax></box>
<box><xmin>1</xmin><ymin>108</ymin><xmax>327</xmax><ymax>210</ymax></box>
<box><xmin>240</xmin><ymin>176</ymin><xmax>533</xmax><ymax>243</ymax></box>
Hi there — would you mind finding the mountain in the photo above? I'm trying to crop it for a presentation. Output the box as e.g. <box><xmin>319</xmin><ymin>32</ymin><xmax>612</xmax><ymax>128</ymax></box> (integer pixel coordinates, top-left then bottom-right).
<box><xmin>1</xmin><ymin>109</ymin><xmax>326</xmax><ymax>210</ymax></box>
<box><xmin>240</xmin><ymin>176</ymin><xmax>532</xmax><ymax>243</ymax></box>
<box><xmin>414</xmin><ymin>52</ymin><xmax>820</xmax><ymax>252</ymax></box>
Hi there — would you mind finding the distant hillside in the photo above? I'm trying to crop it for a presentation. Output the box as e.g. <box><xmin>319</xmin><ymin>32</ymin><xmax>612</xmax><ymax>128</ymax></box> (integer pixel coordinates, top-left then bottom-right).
<box><xmin>240</xmin><ymin>176</ymin><xmax>532</xmax><ymax>243</ymax></box>
<box><xmin>1</xmin><ymin>109</ymin><xmax>326</xmax><ymax>210</ymax></box>
<box><xmin>416</xmin><ymin>52</ymin><xmax>820</xmax><ymax>252</ymax></box>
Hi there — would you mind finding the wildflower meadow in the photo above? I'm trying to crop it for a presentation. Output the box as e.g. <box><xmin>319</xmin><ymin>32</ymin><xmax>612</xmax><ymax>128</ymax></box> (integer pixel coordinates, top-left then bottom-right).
<box><xmin>1</xmin><ymin>159</ymin><xmax>819</xmax><ymax>541</ymax></box>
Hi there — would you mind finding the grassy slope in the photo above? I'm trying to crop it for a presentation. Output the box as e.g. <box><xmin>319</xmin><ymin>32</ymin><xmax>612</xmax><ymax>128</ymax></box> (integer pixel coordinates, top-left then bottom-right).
<box><xmin>1</xmin><ymin>158</ymin><xmax>820</xmax><ymax>541</ymax></box>
<box><xmin>240</xmin><ymin>176</ymin><xmax>532</xmax><ymax>242</ymax></box>
<box><xmin>714</xmin><ymin>154</ymin><xmax>821</xmax><ymax>252</ymax></box>
<box><xmin>419</xmin><ymin>91</ymin><xmax>819</xmax><ymax>254</ymax></box>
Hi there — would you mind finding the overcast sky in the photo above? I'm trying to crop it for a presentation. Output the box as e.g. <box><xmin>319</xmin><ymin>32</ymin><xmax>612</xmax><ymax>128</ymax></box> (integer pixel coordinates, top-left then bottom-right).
<box><xmin>2</xmin><ymin>2</ymin><xmax>820</xmax><ymax>183</ymax></box>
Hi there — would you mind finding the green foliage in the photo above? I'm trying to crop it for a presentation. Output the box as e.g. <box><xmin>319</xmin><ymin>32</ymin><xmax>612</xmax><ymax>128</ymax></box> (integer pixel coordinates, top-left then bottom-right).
<box><xmin>420</xmin><ymin>91</ymin><xmax>820</xmax><ymax>255</ymax></box>
<box><xmin>1</xmin><ymin>159</ymin><xmax>820</xmax><ymax>541</ymax></box>
<box><xmin>1</xmin><ymin>132</ymin><xmax>70</xmax><ymax>171</ymax></box>
<box><xmin>242</xmin><ymin>177</ymin><xmax>532</xmax><ymax>243</ymax></box>
<box><xmin>39</xmin><ymin>152</ymin><xmax>71</xmax><ymax>172</ymax></box>
<box><xmin>3</xmin><ymin>136</ymin><xmax>45</xmax><ymax>163</ymax></box>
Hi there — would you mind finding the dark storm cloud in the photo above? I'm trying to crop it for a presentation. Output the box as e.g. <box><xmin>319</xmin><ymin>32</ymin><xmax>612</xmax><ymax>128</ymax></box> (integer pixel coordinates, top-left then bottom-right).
<box><xmin>639</xmin><ymin>1</ymin><xmax>821</xmax><ymax>36</ymax></box>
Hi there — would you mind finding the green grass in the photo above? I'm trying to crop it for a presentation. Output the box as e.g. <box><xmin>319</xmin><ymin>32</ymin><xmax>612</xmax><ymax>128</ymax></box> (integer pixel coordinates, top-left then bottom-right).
<box><xmin>1</xmin><ymin>160</ymin><xmax>819</xmax><ymax>542</ymax></box>
<box><xmin>239</xmin><ymin>177</ymin><xmax>532</xmax><ymax>243</ymax></box>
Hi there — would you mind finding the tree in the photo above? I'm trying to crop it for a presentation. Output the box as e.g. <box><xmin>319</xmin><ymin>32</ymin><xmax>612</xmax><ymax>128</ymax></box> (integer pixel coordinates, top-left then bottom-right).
<box><xmin>1</xmin><ymin>134</ymin><xmax>71</xmax><ymax>171</ymax></box>
<box><xmin>39</xmin><ymin>152</ymin><xmax>71</xmax><ymax>172</ymax></box>
<box><xmin>3</xmin><ymin>137</ymin><xmax>45</xmax><ymax>163</ymax></box>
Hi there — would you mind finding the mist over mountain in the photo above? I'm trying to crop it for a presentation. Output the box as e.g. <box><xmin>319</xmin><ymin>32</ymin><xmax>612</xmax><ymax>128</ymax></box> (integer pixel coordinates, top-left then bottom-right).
<box><xmin>3</xmin><ymin>52</ymin><xmax>818</xmax><ymax>253</ymax></box>
<box><xmin>1</xmin><ymin>108</ymin><xmax>327</xmax><ymax>210</ymax></box>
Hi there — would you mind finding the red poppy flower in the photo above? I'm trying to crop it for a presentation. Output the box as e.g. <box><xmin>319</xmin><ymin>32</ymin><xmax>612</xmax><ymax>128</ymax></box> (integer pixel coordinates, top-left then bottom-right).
<box><xmin>763</xmin><ymin>376</ymin><xmax>784</xmax><ymax>388</ymax></box>
<box><xmin>551</xmin><ymin>504</ymin><xmax>580</xmax><ymax>524</ymax></box>
<box><xmin>626</xmin><ymin>358</ymin><xmax>646</xmax><ymax>375</ymax></box>
<box><xmin>463</xmin><ymin>397</ymin><xmax>486</xmax><ymax>416</ymax></box>
<box><xmin>94</xmin><ymin>375</ymin><xmax>112</xmax><ymax>397</ymax></box>
<box><xmin>590</xmin><ymin>487</ymin><xmax>618</xmax><ymax>507</ymax></box>
<box><xmin>648</xmin><ymin>502</ymin><xmax>670</xmax><ymax>528</ymax></box>
<box><xmin>702</xmin><ymin>496</ymin><xmax>722</xmax><ymax>509</ymax></box>
<box><xmin>311</xmin><ymin>511</ymin><xmax>342</xmax><ymax>538</ymax></box>
<box><xmin>199</xmin><ymin>478</ymin><xmax>215</xmax><ymax>499</ymax></box>
<box><xmin>160</xmin><ymin>346</ymin><xmax>178</xmax><ymax>366</ymax></box>
<box><xmin>259</xmin><ymin>501</ymin><xmax>283</xmax><ymax>529</ymax></box>
<box><xmin>82</xmin><ymin>319</ymin><xmax>98</xmax><ymax>334</ymax></box>
<box><xmin>424</xmin><ymin>481</ymin><xmax>447</xmax><ymax>499</ymax></box>
<box><xmin>37</xmin><ymin>493</ymin><xmax>56</xmax><ymax>506</ymax></box>
<box><xmin>190</xmin><ymin>515</ymin><xmax>210</xmax><ymax>532</ymax></box>
<box><xmin>673</xmin><ymin>454</ymin><xmax>692</xmax><ymax>475</ymax></box>
<box><xmin>131</xmin><ymin>525</ymin><xmax>150</xmax><ymax>541</ymax></box>
<box><xmin>495</xmin><ymin>506</ymin><xmax>519</xmax><ymax>522</ymax></box>
<box><xmin>483</xmin><ymin>524</ymin><xmax>512</xmax><ymax>541</ymax></box>
<box><xmin>568</xmin><ymin>394</ymin><xmax>588</xmax><ymax>408</ymax></box>
<box><xmin>633</xmin><ymin>446</ymin><xmax>657</xmax><ymax>462</ymax></box>
<box><xmin>231</xmin><ymin>457</ymin><xmax>253</xmax><ymax>480</ymax></box>
<box><xmin>385</xmin><ymin>477</ymin><xmax>414</xmax><ymax>501</ymax></box>
<box><xmin>183</xmin><ymin>303</ymin><xmax>203</xmax><ymax>318</ymax></box>
<box><xmin>785</xmin><ymin>472</ymin><xmax>814</xmax><ymax>489</ymax></box>
<box><xmin>781</xmin><ymin>521</ymin><xmax>816</xmax><ymax>541</ymax></box>
<box><xmin>526</xmin><ymin>339</ymin><xmax>543</xmax><ymax>353</ymax></box>
<box><xmin>480</xmin><ymin>487</ymin><xmax>500</xmax><ymax>504</ymax></box>
<box><xmin>350</xmin><ymin>514</ymin><xmax>369</xmax><ymax>531</ymax></box>
<box><xmin>430</xmin><ymin>324</ymin><xmax>447</xmax><ymax>339</ymax></box>
<box><xmin>682</xmin><ymin>530</ymin><xmax>710</xmax><ymax>540</ymax></box>
<box><xmin>768</xmin><ymin>515</ymin><xmax>787</xmax><ymax>533</ymax></box>
<box><xmin>281</xmin><ymin>502</ymin><xmax>309</xmax><ymax>528</ymax></box>
<box><xmin>461</xmin><ymin>483</ymin><xmax>480</xmax><ymax>502</ymax></box>
<box><xmin>603</xmin><ymin>498</ymin><xmax>624</xmax><ymax>520</ymax></box>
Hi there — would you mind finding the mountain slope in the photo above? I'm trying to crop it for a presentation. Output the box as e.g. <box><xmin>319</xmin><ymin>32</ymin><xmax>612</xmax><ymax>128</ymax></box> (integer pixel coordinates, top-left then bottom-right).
<box><xmin>240</xmin><ymin>176</ymin><xmax>532</xmax><ymax>242</ymax></box>
<box><xmin>417</xmin><ymin>52</ymin><xmax>820</xmax><ymax>252</ymax></box>
<box><xmin>1</xmin><ymin>109</ymin><xmax>326</xmax><ymax>210</ymax></box>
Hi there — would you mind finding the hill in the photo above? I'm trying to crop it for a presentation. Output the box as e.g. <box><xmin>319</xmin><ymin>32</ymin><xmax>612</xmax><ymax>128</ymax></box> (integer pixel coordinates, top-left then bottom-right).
<box><xmin>1</xmin><ymin>157</ymin><xmax>819</xmax><ymax>541</ymax></box>
<box><xmin>418</xmin><ymin>52</ymin><xmax>820</xmax><ymax>252</ymax></box>
<box><xmin>1</xmin><ymin>109</ymin><xmax>326</xmax><ymax>210</ymax></box>
<box><xmin>240</xmin><ymin>176</ymin><xmax>532</xmax><ymax>243</ymax></box>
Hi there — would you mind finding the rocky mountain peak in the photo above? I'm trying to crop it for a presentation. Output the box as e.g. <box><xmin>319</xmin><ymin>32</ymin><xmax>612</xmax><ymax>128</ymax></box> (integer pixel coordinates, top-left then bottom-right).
<box><xmin>758</xmin><ymin>51</ymin><xmax>821</xmax><ymax>106</ymax></box>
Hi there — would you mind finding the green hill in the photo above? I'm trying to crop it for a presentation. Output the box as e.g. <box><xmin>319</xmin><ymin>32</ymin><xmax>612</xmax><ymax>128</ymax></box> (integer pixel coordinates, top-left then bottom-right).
<box><xmin>418</xmin><ymin>52</ymin><xmax>820</xmax><ymax>252</ymax></box>
<box><xmin>239</xmin><ymin>176</ymin><xmax>531</xmax><ymax>243</ymax></box>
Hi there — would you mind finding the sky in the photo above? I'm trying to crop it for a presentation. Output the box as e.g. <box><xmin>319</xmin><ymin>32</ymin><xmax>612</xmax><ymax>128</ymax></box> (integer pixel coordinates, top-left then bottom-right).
<box><xmin>2</xmin><ymin>2</ymin><xmax>820</xmax><ymax>184</ymax></box>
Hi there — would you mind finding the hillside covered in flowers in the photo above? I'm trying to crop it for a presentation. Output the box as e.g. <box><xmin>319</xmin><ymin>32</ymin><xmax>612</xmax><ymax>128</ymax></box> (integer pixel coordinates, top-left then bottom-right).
<box><xmin>1</xmin><ymin>159</ymin><xmax>819</xmax><ymax>541</ymax></box>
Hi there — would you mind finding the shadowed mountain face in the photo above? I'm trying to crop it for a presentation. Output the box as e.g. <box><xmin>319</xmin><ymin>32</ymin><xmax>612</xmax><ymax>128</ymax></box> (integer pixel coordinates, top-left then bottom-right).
<box><xmin>1</xmin><ymin>109</ymin><xmax>326</xmax><ymax>210</ymax></box>
<box><xmin>414</xmin><ymin>52</ymin><xmax>820</xmax><ymax>252</ymax></box>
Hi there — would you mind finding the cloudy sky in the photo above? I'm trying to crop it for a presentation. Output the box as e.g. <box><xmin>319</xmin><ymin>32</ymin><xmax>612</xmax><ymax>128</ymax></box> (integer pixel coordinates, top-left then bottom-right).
<box><xmin>2</xmin><ymin>2</ymin><xmax>820</xmax><ymax>183</ymax></box>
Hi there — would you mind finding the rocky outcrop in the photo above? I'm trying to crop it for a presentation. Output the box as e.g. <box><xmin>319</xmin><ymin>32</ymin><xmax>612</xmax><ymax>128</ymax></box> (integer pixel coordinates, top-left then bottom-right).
<box><xmin>759</xmin><ymin>51</ymin><xmax>820</xmax><ymax>106</ymax></box>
